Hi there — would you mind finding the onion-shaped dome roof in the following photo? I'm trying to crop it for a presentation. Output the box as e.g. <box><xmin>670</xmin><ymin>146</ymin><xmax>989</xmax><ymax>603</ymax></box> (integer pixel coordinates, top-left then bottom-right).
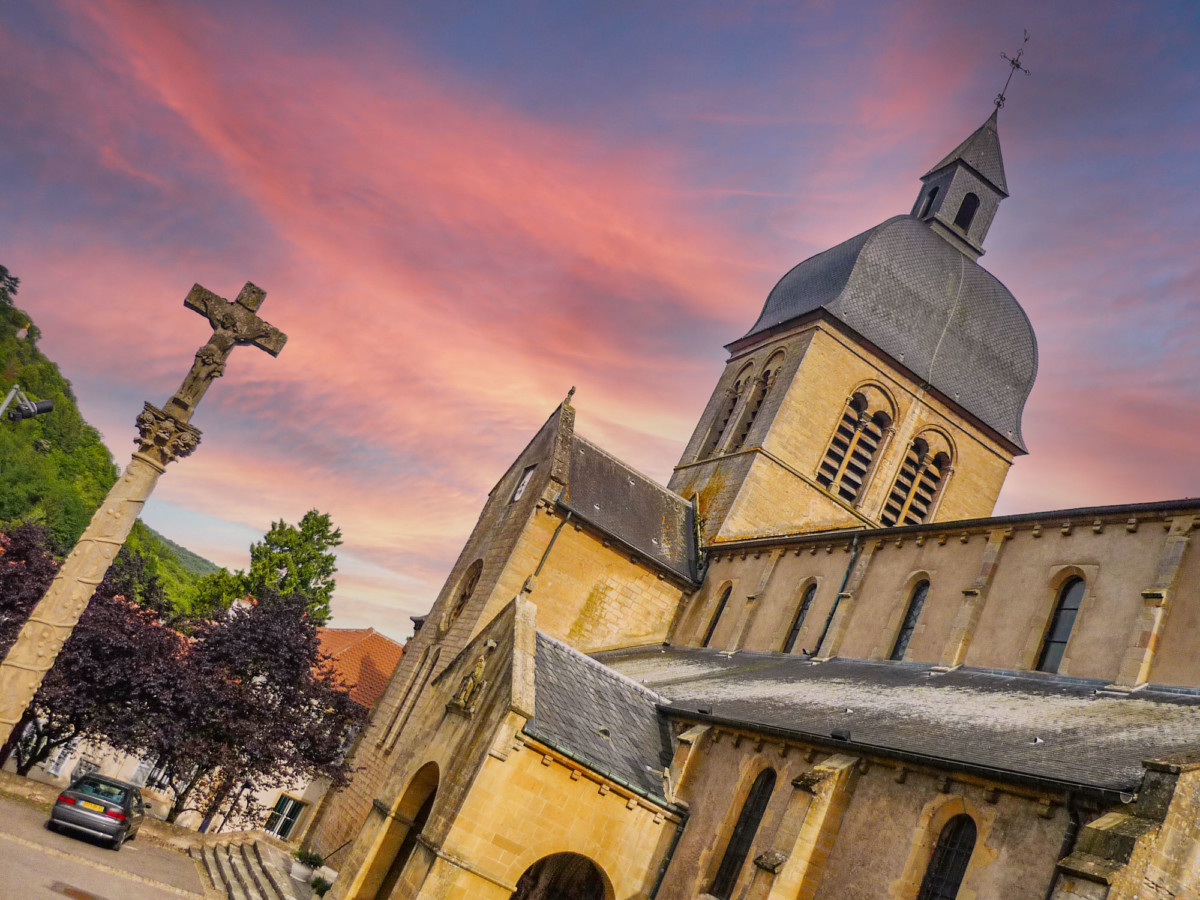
<box><xmin>743</xmin><ymin>215</ymin><xmax>1037</xmax><ymax>451</ymax></box>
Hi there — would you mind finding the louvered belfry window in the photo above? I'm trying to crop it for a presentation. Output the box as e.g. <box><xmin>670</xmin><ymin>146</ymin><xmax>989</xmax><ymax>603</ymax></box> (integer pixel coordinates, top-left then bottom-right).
<box><xmin>881</xmin><ymin>437</ymin><xmax>952</xmax><ymax>527</ymax></box>
<box><xmin>710</xmin><ymin>768</ymin><xmax>777</xmax><ymax>899</ymax></box>
<box><xmin>702</xmin><ymin>368</ymin><xmax>752</xmax><ymax>458</ymax></box>
<box><xmin>916</xmin><ymin>814</ymin><xmax>977</xmax><ymax>900</ymax></box>
<box><xmin>817</xmin><ymin>392</ymin><xmax>891</xmax><ymax>504</ymax></box>
<box><xmin>729</xmin><ymin>353</ymin><xmax>783</xmax><ymax>453</ymax></box>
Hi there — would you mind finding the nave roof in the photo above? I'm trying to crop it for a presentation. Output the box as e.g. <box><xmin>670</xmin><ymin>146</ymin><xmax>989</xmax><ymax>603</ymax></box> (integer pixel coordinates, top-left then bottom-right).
<box><xmin>595</xmin><ymin>646</ymin><xmax>1200</xmax><ymax>796</ymax></box>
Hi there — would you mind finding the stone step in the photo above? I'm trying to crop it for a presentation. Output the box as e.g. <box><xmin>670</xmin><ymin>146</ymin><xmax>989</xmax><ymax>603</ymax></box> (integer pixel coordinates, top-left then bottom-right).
<box><xmin>238</xmin><ymin>840</ymin><xmax>285</xmax><ymax>900</ymax></box>
<box><xmin>189</xmin><ymin>845</ymin><xmax>219</xmax><ymax>896</ymax></box>
<box><xmin>196</xmin><ymin>836</ymin><xmax>321</xmax><ymax>900</ymax></box>
<box><xmin>224</xmin><ymin>841</ymin><xmax>259</xmax><ymax>900</ymax></box>
<box><xmin>206</xmin><ymin>841</ymin><xmax>251</xmax><ymax>900</ymax></box>
<box><xmin>251</xmin><ymin>841</ymin><xmax>292</xmax><ymax>900</ymax></box>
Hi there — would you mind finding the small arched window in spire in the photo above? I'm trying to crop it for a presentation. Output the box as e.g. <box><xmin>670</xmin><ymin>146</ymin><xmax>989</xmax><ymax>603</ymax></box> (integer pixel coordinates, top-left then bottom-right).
<box><xmin>817</xmin><ymin>390</ymin><xmax>892</xmax><ymax>504</ymax></box>
<box><xmin>881</xmin><ymin>435</ymin><xmax>952</xmax><ymax>527</ymax></box>
<box><xmin>710</xmin><ymin>768</ymin><xmax>777</xmax><ymax>899</ymax></box>
<box><xmin>783</xmin><ymin>583</ymin><xmax>817</xmax><ymax>654</ymax></box>
<box><xmin>702</xmin><ymin>585</ymin><xmax>733</xmax><ymax>648</ymax></box>
<box><xmin>890</xmin><ymin>580</ymin><xmax>929</xmax><ymax>661</ymax></box>
<box><xmin>448</xmin><ymin>559</ymin><xmax>483</xmax><ymax>626</ymax></box>
<box><xmin>917</xmin><ymin>814</ymin><xmax>977</xmax><ymax>900</ymax></box>
<box><xmin>953</xmin><ymin>192</ymin><xmax>980</xmax><ymax>232</ymax></box>
<box><xmin>919</xmin><ymin>185</ymin><xmax>940</xmax><ymax>219</ymax></box>
<box><xmin>702</xmin><ymin>366</ymin><xmax>753</xmax><ymax>458</ymax></box>
<box><xmin>1037</xmin><ymin>577</ymin><xmax>1086</xmax><ymax>673</ymax></box>
<box><xmin>729</xmin><ymin>352</ymin><xmax>784</xmax><ymax>453</ymax></box>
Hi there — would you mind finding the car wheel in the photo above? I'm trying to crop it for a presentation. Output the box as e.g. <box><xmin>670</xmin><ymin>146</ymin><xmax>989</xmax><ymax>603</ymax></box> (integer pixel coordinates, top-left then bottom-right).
<box><xmin>111</xmin><ymin>831</ymin><xmax>125</xmax><ymax>851</ymax></box>
<box><xmin>126</xmin><ymin>827</ymin><xmax>136</xmax><ymax>842</ymax></box>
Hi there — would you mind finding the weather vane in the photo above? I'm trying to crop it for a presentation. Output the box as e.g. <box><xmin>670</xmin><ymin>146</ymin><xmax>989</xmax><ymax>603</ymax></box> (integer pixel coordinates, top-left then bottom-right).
<box><xmin>995</xmin><ymin>30</ymin><xmax>1031</xmax><ymax>109</ymax></box>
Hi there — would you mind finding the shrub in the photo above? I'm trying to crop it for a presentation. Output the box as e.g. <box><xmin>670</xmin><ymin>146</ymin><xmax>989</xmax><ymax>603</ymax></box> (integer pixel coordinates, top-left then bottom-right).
<box><xmin>294</xmin><ymin>849</ymin><xmax>324</xmax><ymax>868</ymax></box>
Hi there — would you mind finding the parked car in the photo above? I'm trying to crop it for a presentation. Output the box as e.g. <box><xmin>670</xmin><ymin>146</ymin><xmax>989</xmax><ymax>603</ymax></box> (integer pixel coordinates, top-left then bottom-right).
<box><xmin>47</xmin><ymin>774</ymin><xmax>145</xmax><ymax>850</ymax></box>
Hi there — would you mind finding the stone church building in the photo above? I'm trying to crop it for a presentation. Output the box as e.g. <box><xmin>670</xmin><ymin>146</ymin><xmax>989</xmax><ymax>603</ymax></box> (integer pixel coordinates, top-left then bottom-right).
<box><xmin>310</xmin><ymin>110</ymin><xmax>1200</xmax><ymax>900</ymax></box>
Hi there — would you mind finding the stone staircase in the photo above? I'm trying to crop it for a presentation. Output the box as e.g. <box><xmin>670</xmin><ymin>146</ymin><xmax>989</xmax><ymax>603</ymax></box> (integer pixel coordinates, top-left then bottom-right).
<box><xmin>191</xmin><ymin>837</ymin><xmax>316</xmax><ymax>900</ymax></box>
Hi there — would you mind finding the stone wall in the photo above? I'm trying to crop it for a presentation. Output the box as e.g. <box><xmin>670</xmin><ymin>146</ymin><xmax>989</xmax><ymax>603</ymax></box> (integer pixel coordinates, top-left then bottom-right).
<box><xmin>669</xmin><ymin>319</ymin><xmax>1016</xmax><ymax>544</ymax></box>
<box><xmin>656</xmin><ymin>724</ymin><xmax>1068</xmax><ymax>900</ymax></box>
<box><xmin>690</xmin><ymin>505</ymin><xmax>1200</xmax><ymax>688</ymax></box>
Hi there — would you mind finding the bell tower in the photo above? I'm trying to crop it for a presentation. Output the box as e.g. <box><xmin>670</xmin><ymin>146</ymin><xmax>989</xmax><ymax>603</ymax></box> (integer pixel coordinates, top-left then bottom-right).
<box><xmin>669</xmin><ymin>111</ymin><xmax>1037</xmax><ymax>545</ymax></box>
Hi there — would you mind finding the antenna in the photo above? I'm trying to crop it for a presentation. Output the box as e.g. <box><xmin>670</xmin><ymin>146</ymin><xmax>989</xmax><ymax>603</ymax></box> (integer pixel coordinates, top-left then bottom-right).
<box><xmin>995</xmin><ymin>30</ymin><xmax>1031</xmax><ymax>110</ymax></box>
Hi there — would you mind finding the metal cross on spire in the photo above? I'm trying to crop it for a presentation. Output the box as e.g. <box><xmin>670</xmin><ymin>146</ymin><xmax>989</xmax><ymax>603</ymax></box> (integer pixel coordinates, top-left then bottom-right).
<box><xmin>995</xmin><ymin>30</ymin><xmax>1031</xmax><ymax>110</ymax></box>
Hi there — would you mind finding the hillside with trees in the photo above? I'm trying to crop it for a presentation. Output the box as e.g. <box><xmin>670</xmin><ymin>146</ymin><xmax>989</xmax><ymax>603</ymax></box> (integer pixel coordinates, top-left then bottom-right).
<box><xmin>0</xmin><ymin>265</ymin><xmax>217</xmax><ymax>611</ymax></box>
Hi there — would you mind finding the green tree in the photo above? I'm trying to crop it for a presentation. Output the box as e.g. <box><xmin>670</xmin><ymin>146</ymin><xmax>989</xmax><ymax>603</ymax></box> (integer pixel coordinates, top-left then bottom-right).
<box><xmin>190</xmin><ymin>567</ymin><xmax>246</xmax><ymax>621</ymax></box>
<box><xmin>190</xmin><ymin>511</ymin><xmax>343</xmax><ymax>624</ymax></box>
<box><xmin>0</xmin><ymin>266</ymin><xmax>19</xmax><ymax>307</ymax></box>
<box><xmin>246</xmin><ymin>510</ymin><xmax>342</xmax><ymax>624</ymax></box>
<box><xmin>0</xmin><ymin>266</ymin><xmax>218</xmax><ymax>611</ymax></box>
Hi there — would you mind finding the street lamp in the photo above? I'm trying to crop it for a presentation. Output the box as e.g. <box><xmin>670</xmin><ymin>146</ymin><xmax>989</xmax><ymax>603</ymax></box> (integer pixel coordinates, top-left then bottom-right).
<box><xmin>0</xmin><ymin>385</ymin><xmax>53</xmax><ymax>421</ymax></box>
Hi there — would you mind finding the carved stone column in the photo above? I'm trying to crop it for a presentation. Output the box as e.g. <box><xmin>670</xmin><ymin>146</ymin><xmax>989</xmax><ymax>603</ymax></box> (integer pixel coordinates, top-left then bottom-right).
<box><xmin>0</xmin><ymin>410</ymin><xmax>199</xmax><ymax>741</ymax></box>
<box><xmin>0</xmin><ymin>281</ymin><xmax>285</xmax><ymax>749</ymax></box>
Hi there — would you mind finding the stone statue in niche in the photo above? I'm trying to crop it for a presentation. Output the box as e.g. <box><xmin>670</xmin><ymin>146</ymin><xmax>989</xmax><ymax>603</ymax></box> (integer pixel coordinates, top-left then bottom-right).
<box><xmin>448</xmin><ymin>640</ymin><xmax>496</xmax><ymax>716</ymax></box>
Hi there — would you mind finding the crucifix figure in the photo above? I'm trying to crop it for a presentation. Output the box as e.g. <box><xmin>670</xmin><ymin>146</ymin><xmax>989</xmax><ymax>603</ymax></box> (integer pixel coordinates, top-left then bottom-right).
<box><xmin>0</xmin><ymin>282</ymin><xmax>287</xmax><ymax>749</ymax></box>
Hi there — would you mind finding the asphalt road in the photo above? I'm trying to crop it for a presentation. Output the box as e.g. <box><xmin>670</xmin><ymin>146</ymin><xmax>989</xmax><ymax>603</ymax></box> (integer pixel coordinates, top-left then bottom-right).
<box><xmin>0</xmin><ymin>795</ymin><xmax>209</xmax><ymax>900</ymax></box>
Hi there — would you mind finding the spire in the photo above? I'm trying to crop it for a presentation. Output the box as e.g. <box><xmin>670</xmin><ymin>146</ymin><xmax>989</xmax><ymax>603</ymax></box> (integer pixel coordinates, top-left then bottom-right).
<box><xmin>922</xmin><ymin>109</ymin><xmax>1007</xmax><ymax>196</ymax></box>
<box><xmin>911</xmin><ymin>112</ymin><xmax>1009</xmax><ymax>260</ymax></box>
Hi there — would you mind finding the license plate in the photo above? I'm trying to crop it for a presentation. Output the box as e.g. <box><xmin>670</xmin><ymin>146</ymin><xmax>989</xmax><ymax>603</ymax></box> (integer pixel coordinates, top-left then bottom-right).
<box><xmin>80</xmin><ymin>800</ymin><xmax>104</xmax><ymax>812</ymax></box>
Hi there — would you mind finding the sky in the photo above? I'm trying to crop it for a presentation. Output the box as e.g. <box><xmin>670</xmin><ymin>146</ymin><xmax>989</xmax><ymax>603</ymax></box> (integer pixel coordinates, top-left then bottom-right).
<box><xmin>1</xmin><ymin>1</ymin><xmax>1198</xmax><ymax>641</ymax></box>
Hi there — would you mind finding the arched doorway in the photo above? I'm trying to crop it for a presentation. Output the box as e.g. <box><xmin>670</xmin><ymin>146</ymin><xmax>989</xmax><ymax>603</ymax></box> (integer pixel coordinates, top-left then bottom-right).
<box><xmin>349</xmin><ymin>762</ymin><xmax>439</xmax><ymax>900</ymax></box>
<box><xmin>509</xmin><ymin>852</ymin><xmax>611</xmax><ymax>900</ymax></box>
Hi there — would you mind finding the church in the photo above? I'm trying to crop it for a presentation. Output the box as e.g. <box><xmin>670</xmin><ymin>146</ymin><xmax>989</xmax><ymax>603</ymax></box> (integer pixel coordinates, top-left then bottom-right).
<box><xmin>306</xmin><ymin>107</ymin><xmax>1200</xmax><ymax>900</ymax></box>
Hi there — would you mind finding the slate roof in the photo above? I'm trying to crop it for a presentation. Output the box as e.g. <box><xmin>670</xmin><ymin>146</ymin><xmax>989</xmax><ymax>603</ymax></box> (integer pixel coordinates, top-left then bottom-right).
<box><xmin>742</xmin><ymin>215</ymin><xmax>1037</xmax><ymax>450</ymax></box>
<box><xmin>524</xmin><ymin>632</ymin><xmax>673</xmax><ymax>804</ymax></box>
<box><xmin>560</xmin><ymin>435</ymin><xmax>698</xmax><ymax>583</ymax></box>
<box><xmin>595</xmin><ymin>646</ymin><xmax>1200</xmax><ymax>795</ymax></box>
<box><xmin>923</xmin><ymin>109</ymin><xmax>1008</xmax><ymax>194</ymax></box>
<box><xmin>317</xmin><ymin>627</ymin><xmax>405</xmax><ymax>710</ymax></box>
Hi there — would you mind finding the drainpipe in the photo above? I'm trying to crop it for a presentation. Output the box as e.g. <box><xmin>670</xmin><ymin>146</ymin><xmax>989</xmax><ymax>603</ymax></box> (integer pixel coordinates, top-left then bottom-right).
<box><xmin>534</xmin><ymin>509</ymin><xmax>571</xmax><ymax>577</ymax></box>
<box><xmin>1043</xmin><ymin>794</ymin><xmax>1083</xmax><ymax>900</ymax></box>
<box><xmin>649</xmin><ymin>807</ymin><xmax>689</xmax><ymax>899</ymax></box>
<box><xmin>812</xmin><ymin>534</ymin><xmax>860</xmax><ymax>656</ymax></box>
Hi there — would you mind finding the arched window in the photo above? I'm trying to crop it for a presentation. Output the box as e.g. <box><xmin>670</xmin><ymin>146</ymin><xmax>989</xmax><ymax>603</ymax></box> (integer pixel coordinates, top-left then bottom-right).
<box><xmin>916</xmin><ymin>814</ymin><xmax>977</xmax><ymax>900</ymax></box>
<box><xmin>1037</xmin><ymin>577</ymin><xmax>1085</xmax><ymax>673</ymax></box>
<box><xmin>447</xmin><ymin>559</ymin><xmax>483</xmax><ymax>626</ymax></box>
<box><xmin>702</xmin><ymin>585</ymin><xmax>733</xmax><ymax>648</ymax></box>
<box><xmin>919</xmin><ymin>185</ymin><xmax>940</xmax><ymax>219</ymax></box>
<box><xmin>953</xmin><ymin>192</ymin><xmax>979</xmax><ymax>231</ymax></box>
<box><xmin>783</xmin><ymin>583</ymin><xmax>817</xmax><ymax>654</ymax></box>
<box><xmin>702</xmin><ymin>366</ymin><xmax>753</xmax><ymax>458</ymax></box>
<box><xmin>881</xmin><ymin>434</ymin><xmax>953</xmax><ymax>527</ymax></box>
<box><xmin>817</xmin><ymin>390</ymin><xmax>893</xmax><ymax>504</ymax></box>
<box><xmin>729</xmin><ymin>353</ymin><xmax>784</xmax><ymax>452</ymax></box>
<box><xmin>711</xmin><ymin>768</ymin><xmax>777</xmax><ymax>899</ymax></box>
<box><xmin>891</xmin><ymin>580</ymin><xmax>929</xmax><ymax>661</ymax></box>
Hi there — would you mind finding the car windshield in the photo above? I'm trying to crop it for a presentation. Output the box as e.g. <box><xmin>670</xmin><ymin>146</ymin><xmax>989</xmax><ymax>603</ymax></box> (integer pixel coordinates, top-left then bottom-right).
<box><xmin>75</xmin><ymin>780</ymin><xmax>128</xmax><ymax>805</ymax></box>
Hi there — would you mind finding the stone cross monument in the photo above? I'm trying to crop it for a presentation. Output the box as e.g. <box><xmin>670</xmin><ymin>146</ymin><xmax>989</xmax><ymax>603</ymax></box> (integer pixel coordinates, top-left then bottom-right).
<box><xmin>0</xmin><ymin>282</ymin><xmax>286</xmax><ymax>748</ymax></box>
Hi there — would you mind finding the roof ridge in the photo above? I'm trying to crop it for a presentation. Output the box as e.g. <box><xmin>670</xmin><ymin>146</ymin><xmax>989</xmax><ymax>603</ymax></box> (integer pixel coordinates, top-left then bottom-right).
<box><xmin>572</xmin><ymin>434</ymin><xmax>688</xmax><ymax>506</ymax></box>
<box><xmin>359</xmin><ymin>629</ymin><xmax>405</xmax><ymax>652</ymax></box>
<box><xmin>538</xmin><ymin>631</ymin><xmax>665</xmax><ymax>703</ymax></box>
<box><xmin>318</xmin><ymin>626</ymin><xmax>388</xmax><ymax>660</ymax></box>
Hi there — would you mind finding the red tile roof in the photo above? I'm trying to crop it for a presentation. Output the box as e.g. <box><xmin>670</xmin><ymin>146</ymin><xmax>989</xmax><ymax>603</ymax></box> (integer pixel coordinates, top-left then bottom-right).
<box><xmin>317</xmin><ymin>627</ymin><xmax>404</xmax><ymax>710</ymax></box>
